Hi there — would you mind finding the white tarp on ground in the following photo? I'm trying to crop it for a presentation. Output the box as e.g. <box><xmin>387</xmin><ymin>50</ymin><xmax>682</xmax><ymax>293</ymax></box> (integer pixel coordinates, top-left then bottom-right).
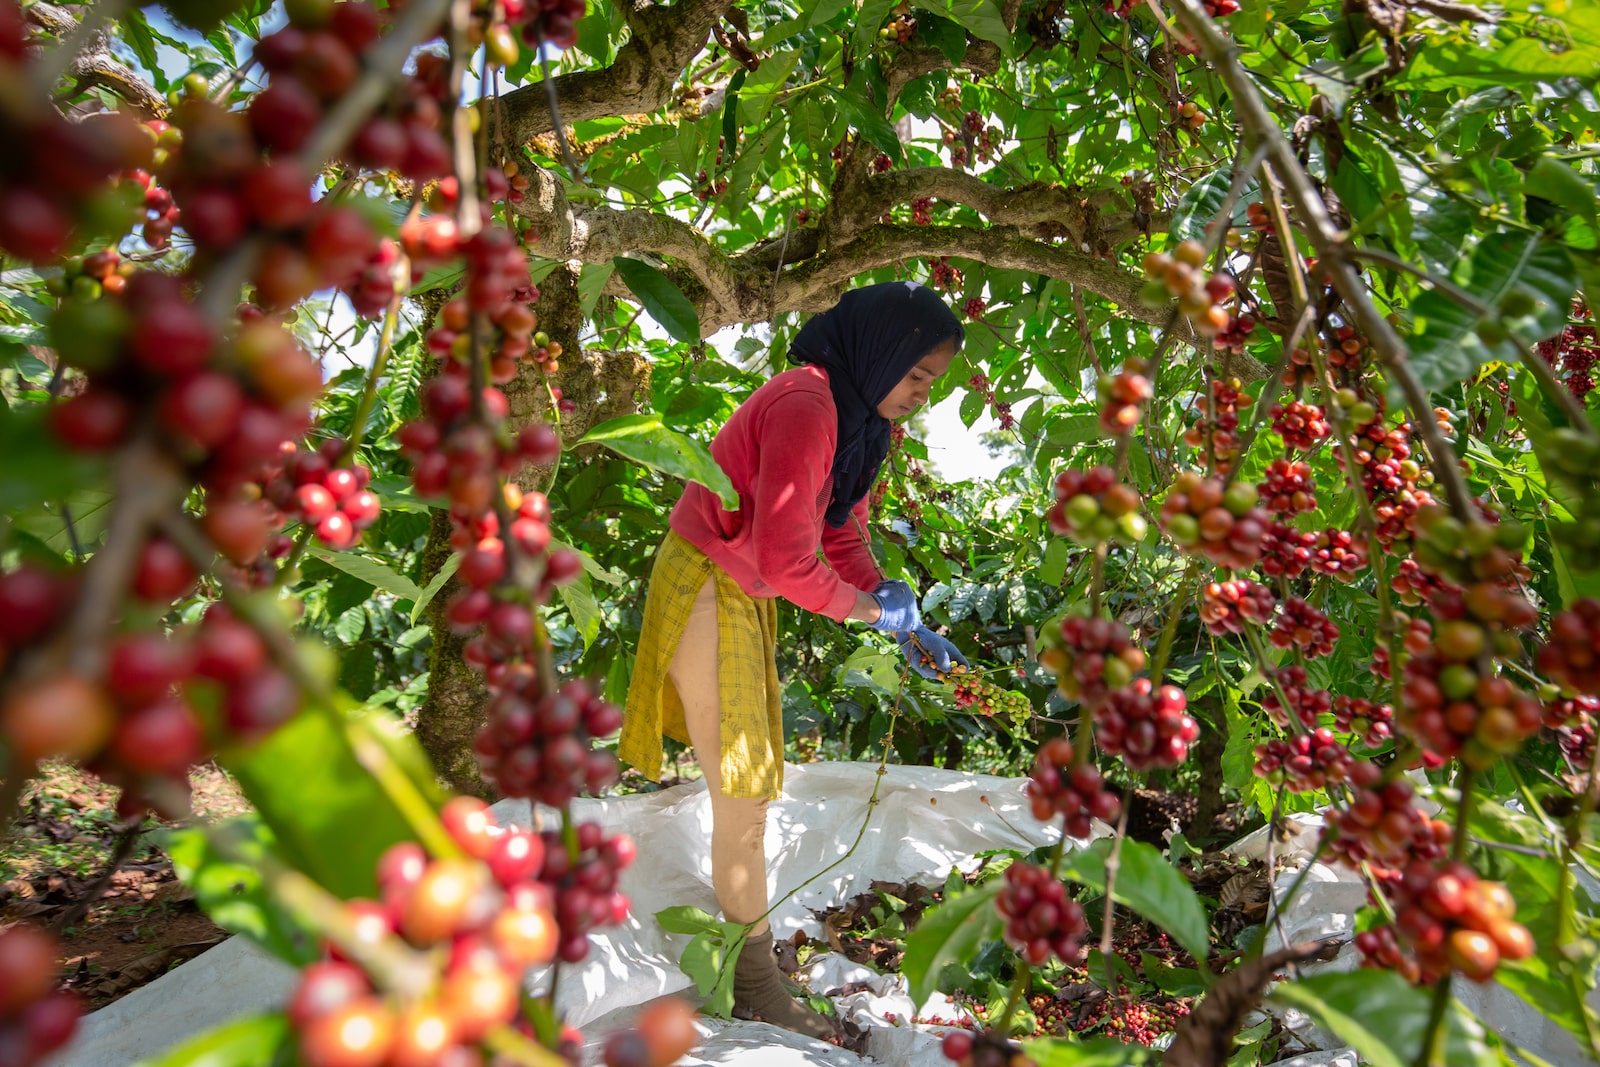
<box><xmin>46</xmin><ymin>762</ymin><xmax>1580</xmax><ymax>1067</ymax></box>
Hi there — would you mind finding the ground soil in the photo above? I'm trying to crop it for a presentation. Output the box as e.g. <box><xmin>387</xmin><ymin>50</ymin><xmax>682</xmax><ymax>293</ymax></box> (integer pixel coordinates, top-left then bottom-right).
<box><xmin>2</xmin><ymin>760</ymin><xmax>252</xmax><ymax>1011</ymax></box>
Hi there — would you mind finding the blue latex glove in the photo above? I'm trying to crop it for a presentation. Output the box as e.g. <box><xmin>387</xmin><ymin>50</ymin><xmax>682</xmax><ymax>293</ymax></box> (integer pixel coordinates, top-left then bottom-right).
<box><xmin>898</xmin><ymin>626</ymin><xmax>969</xmax><ymax>680</ymax></box>
<box><xmin>866</xmin><ymin>580</ymin><xmax>921</xmax><ymax>633</ymax></box>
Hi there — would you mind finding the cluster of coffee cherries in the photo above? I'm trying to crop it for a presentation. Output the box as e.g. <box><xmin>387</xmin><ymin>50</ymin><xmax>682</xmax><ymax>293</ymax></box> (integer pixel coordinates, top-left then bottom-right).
<box><xmin>1038</xmin><ymin>615</ymin><xmax>1147</xmax><ymax>709</ymax></box>
<box><xmin>1198</xmin><ymin>579</ymin><xmax>1275</xmax><ymax>637</ymax></box>
<box><xmin>1158</xmin><ymin>473</ymin><xmax>1270</xmax><ymax>570</ymax></box>
<box><xmin>1176</xmin><ymin>100</ymin><xmax>1207</xmax><ymax>131</ymax></box>
<box><xmin>1399</xmin><ymin>652</ymin><xmax>1542</xmax><ymax>769</ymax></box>
<box><xmin>257</xmin><ymin>441</ymin><xmax>382</xmax><ymax>551</ymax></box>
<box><xmin>472</xmin><ymin>676</ymin><xmax>622</xmax><ymax>808</ymax></box>
<box><xmin>1338</xmin><ymin>411</ymin><xmax>1433</xmax><ymax>548</ymax></box>
<box><xmin>288</xmin><ymin>798</ymin><xmax>553</xmax><ymax>1067</ymax></box>
<box><xmin>1324</xmin><ymin>764</ymin><xmax>1450</xmax><ymax>871</ymax></box>
<box><xmin>928</xmin><ymin>257</ymin><xmax>964</xmax><ymax>293</ymax></box>
<box><xmin>943</xmin><ymin>111</ymin><xmax>999</xmax><ymax>168</ymax></box>
<box><xmin>1370</xmin><ymin>615</ymin><xmax>1433</xmax><ymax>678</ymax></box>
<box><xmin>963</xmin><ymin>297</ymin><xmax>987</xmax><ymax>320</ymax></box>
<box><xmin>949</xmin><ymin>668</ymin><xmax>1033</xmax><ymax>726</ymax></box>
<box><xmin>1332</xmin><ymin>695</ymin><xmax>1394</xmax><ymax>749</ymax></box>
<box><xmin>941</xmin><ymin>1030</ymin><xmax>1035</xmax><ymax>1067</ymax></box>
<box><xmin>1094</xmin><ymin>679</ymin><xmax>1197</xmax><ymax>770</ymax></box>
<box><xmin>0</xmin><ymin>7</ymin><xmax>157</xmax><ymax>263</ymax></box>
<box><xmin>1537</xmin><ymin>598</ymin><xmax>1600</xmax><ymax>696</ymax></box>
<box><xmin>1183</xmin><ymin>377</ymin><xmax>1241</xmax><ymax>474</ymax></box>
<box><xmin>1258</xmin><ymin>521</ymin><xmax>1317</xmax><ymax>580</ymax></box>
<box><xmin>1258</xmin><ymin>457</ymin><xmax>1316</xmax><ymax>516</ymax></box>
<box><xmin>1025</xmin><ymin>737</ymin><xmax>1121</xmax><ymax>840</ymax></box>
<box><xmin>1270</xmin><ymin>399</ymin><xmax>1331</xmax><ymax>452</ymax></box>
<box><xmin>1359</xmin><ymin>861</ymin><xmax>1533</xmax><ymax>985</ymax></box>
<box><xmin>1270</xmin><ymin>598</ymin><xmax>1339</xmax><ymax>659</ymax></box>
<box><xmin>1253</xmin><ymin>729</ymin><xmax>1352</xmax><ymax>792</ymax></box>
<box><xmin>426</xmin><ymin>288</ymin><xmax>552</xmax><ymax>386</ymax></box>
<box><xmin>996</xmin><ymin>861</ymin><xmax>1088</xmax><ymax>966</ymax></box>
<box><xmin>1140</xmin><ymin>241</ymin><xmax>1234</xmax><ymax>337</ymax></box>
<box><xmin>0</xmin><ymin>923</ymin><xmax>80</xmax><ymax>1067</ymax></box>
<box><xmin>1097</xmin><ymin>358</ymin><xmax>1152</xmax><ymax>435</ymax></box>
<box><xmin>965</xmin><ymin>373</ymin><xmax>1015</xmax><ymax>432</ymax></box>
<box><xmin>1045</xmin><ymin>466</ymin><xmax>1146</xmax><ymax>546</ymax></box>
<box><xmin>1261</xmin><ymin>666</ymin><xmax>1332</xmax><ymax>732</ymax></box>
<box><xmin>52</xmin><ymin>248</ymin><xmax>133</xmax><ymax>301</ymax></box>
<box><xmin>1214</xmin><ymin>311</ymin><xmax>1256</xmax><ymax>355</ymax></box>
<box><xmin>1245</xmin><ymin>200</ymin><xmax>1275</xmax><ymax>235</ymax></box>
<box><xmin>910</xmin><ymin>197</ymin><xmax>934</xmax><ymax>225</ymax></box>
<box><xmin>878</xmin><ymin>4</ymin><xmax>917</xmax><ymax>44</ymax></box>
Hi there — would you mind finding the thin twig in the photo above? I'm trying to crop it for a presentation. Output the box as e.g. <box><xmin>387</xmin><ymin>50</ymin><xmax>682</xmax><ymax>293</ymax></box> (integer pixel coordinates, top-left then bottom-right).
<box><xmin>53</xmin><ymin>816</ymin><xmax>143</xmax><ymax>934</ymax></box>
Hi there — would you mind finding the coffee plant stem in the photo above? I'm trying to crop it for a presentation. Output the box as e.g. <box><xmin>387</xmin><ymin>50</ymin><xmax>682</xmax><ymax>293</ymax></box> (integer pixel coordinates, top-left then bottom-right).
<box><xmin>1219</xmin><ymin>298</ymin><xmax>1317</xmax><ymax>492</ymax></box>
<box><xmin>1097</xmin><ymin>799</ymin><xmax>1134</xmax><ymax>999</ymax></box>
<box><xmin>272</xmin><ymin>526</ymin><xmax>318</xmax><ymax>591</ymax></box>
<box><xmin>1201</xmin><ymin>142</ymin><xmax>1269</xmax><ymax>264</ymax></box>
<box><xmin>1259</xmin><ymin>164</ymin><xmax>1309</xmax><ymax>313</ymax></box>
<box><xmin>1414</xmin><ymin>975</ymin><xmax>1454</xmax><ymax>1067</ymax></box>
<box><xmin>481</xmin><ymin>1023</ymin><xmax>569</xmax><ymax>1067</ymax></box>
<box><xmin>343</xmin><ymin>287</ymin><xmax>408</xmax><ymax>461</ymax></box>
<box><xmin>447</xmin><ymin>0</ymin><xmax>483</xmax><ymax>241</ymax></box>
<box><xmin>159</xmin><ymin>514</ymin><xmax>465</xmax><ymax>862</ymax></box>
<box><xmin>1164</xmin><ymin>0</ymin><xmax>1481</xmax><ymax>524</ymax></box>
<box><xmin>1262</xmin><ymin>826</ymin><xmax>1334</xmax><ymax>951</ymax></box>
<box><xmin>1138</xmin><ymin>308</ymin><xmax>1185</xmax><ymax>472</ymax></box>
<box><xmin>1070</xmin><ymin>286</ymin><xmax>1105</xmax><ymax>377</ymax></box>
<box><xmin>994</xmin><ymin>959</ymin><xmax>1032</xmax><ymax>1038</ymax></box>
<box><xmin>1149</xmin><ymin>559</ymin><xmax>1200</xmax><ymax>682</ymax></box>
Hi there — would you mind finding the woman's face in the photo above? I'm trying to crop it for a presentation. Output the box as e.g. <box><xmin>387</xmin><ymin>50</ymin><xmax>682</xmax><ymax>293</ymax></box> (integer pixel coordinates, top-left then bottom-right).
<box><xmin>876</xmin><ymin>340</ymin><xmax>957</xmax><ymax>420</ymax></box>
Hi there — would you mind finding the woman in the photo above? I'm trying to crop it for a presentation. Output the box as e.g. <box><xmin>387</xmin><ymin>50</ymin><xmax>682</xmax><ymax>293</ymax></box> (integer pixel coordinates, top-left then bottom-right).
<box><xmin>619</xmin><ymin>281</ymin><xmax>969</xmax><ymax>1037</ymax></box>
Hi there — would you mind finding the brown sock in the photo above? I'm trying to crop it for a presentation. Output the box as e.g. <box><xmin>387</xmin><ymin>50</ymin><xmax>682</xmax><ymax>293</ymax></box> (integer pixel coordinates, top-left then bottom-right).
<box><xmin>731</xmin><ymin>930</ymin><xmax>836</xmax><ymax>1040</ymax></box>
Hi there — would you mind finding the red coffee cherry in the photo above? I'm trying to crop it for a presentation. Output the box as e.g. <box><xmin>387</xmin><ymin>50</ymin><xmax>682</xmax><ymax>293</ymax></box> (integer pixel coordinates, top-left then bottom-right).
<box><xmin>996</xmin><ymin>861</ymin><xmax>1087</xmax><ymax>966</ymax></box>
<box><xmin>1094</xmin><ymin>679</ymin><xmax>1197</xmax><ymax>770</ymax></box>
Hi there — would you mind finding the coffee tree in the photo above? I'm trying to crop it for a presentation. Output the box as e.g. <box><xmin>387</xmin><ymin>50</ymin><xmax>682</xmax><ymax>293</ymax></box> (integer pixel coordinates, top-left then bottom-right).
<box><xmin>0</xmin><ymin>0</ymin><xmax>1598</xmax><ymax>1065</ymax></box>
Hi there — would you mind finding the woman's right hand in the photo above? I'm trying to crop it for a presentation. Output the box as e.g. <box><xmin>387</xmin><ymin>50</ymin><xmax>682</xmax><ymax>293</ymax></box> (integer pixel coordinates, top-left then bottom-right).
<box><xmin>864</xmin><ymin>580</ymin><xmax>920</xmax><ymax>632</ymax></box>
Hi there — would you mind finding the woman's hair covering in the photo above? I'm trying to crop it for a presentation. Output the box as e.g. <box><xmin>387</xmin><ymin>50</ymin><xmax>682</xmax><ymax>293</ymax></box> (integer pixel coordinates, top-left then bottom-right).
<box><xmin>789</xmin><ymin>281</ymin><xmax>965</xmax><ymax>528</ymax></box>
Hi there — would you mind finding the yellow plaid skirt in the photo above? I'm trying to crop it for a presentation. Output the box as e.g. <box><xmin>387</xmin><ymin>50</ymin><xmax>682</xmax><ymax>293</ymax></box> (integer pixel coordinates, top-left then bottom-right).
<box><xmin>619</xmin><ymin>531</ymin><xmax>785</xmax><ymax>800</ymax></box>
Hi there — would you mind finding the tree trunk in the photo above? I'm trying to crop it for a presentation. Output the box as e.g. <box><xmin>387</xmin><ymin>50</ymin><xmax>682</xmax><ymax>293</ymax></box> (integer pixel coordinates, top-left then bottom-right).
<box><xmin>414</xmin><ymin>266</ymin><xmax>652</xmax><ymax>794</ymax></box>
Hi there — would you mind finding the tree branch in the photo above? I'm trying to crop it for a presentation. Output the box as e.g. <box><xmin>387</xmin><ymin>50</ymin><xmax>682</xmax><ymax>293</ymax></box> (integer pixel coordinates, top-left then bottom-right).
<box><xmin>497</xmin><ymin>0</ymin><xmax>736</xmax><ymax>144</ymax></box>
<box><xmin>29</xmin><ymin>2</ymin><xmax>166</xmax><ymax>119</ymax></box>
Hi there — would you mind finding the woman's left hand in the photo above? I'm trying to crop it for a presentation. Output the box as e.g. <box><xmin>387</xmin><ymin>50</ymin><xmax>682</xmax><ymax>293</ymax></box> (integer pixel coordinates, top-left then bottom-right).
<box><xmin>897</xmin><ymin>626</ymin><xmax>968</xmax><ymax>680</ymax></box>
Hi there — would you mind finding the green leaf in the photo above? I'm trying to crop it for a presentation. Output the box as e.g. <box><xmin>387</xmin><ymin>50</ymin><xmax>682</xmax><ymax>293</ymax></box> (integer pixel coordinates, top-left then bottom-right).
<box><xmin>852</xmin><ymin>0</ymin><xmax>900</xmax><ymax>55</ymax></box>
<box><xmin>117</xmin><ymin>11</ymin><xmax>171</xmax><ymax>93</ymax></box>
<box><xmin>306</xmin><ymin>545</ymin><xmax>424</xmax><ymax>603</ymax></box>
<box><xmin>410</xmin><ymin>553</ymin><xmax>461</xmax><ymax>624</ymax></box>
<box><xmin>673</xmin><ymin>921</ymin><xmax>747</xmax><ymax>1018</ymax></box>
<box><xmin>1526</xmin><ymin>155</ymin><xmax>1599</xmax><ymax>224</ymax></box>
<box><xmin>918</xmin><ymin>14</ymin><xmax>968</xmax><ymax>64</ymax></box>
<box><xmin>611</xmin><ymin>257</ymin><xmax>701</xmax><ymax>343</ymax></box>
<box><xmin>901</xmin><ymin>881</ymin><xmax>1002</xmax><ymax>1005</ymax></box>
<box><xmin>721</xmin><ymin>68</ymin><xmax>746</xmax><ymax>149</ymax></box>
<box><xmin>925</xmin><ymin>0</ymin><xmax>1011</xmax><ymax>50</ymax></box>
<box><xmin>736</xmin><ymin>51</ymin><xmax>798</xmax><ymax>130</ymax></box>
<box><xmin>1039</xmin><ymin>539</ymin><xmax>1071</xmax><ymax>588</ymax></box>
<box><xmin>549</xmin><ymin>537</ymin><xmax>626</xmax><ymax>585</ymax></box>
<box><xmin>1271</xmin><ymin>971</ymin><xmax>1498</xmax><ymax>1067</ymax></box>
<box><xmin>1408</xmin><ymin>233</ymin><xmax>1576</xmax><ymax>394</ymax></box>
<box><xmin>1395</xmin><ymin>5</ymin><xmax>1600</xmax><ymax>91</ymax></box>
<box><xmin>578</xmin><ymin>414</ymin><xmax>737</xmax><ymax>508</ymax></box>
<box><xmin>1140</xmin><ymin>952</ymin><xmax>1209</xmax><ymax>996</ymax></box>
<box><xmin>131</xmin><ymin>1013</ymin><xmax>292</xmax><ymax>1067</ymax></box>
<box><xmin>1024</xmin><ymin>1035</ymin><xmax>1156</xmax><ymax>1066</ymax></box>
<box><xmin>557</xmin><ymin>569</ymin><xmax>602</xmax><ymax>646</ymax></box>
<box><xmin>1061</xmin><ymin>838</ymin><xmax>1210</xmax><ymax>964</ymax></box>
<box><xmin>1171</xmin><ymin>168</ymin><xmax>1236</xmax><ymax>242</ymax></box>
<box><xmin>162</xmin><ymin>819</ymin><xmax>318</xmax><ymax>965</ymax></box>
<box><xmin>656</xmin><ymin>905</ymin><xmax>724</xmax><ymax>936</ymax></box>
<box><xmin>220</xmin><ymin>706</ymin><xmax>434</xmax><ymax>900</ymax></box>
<box><xmin>838</xmin><ymin>87</ymin><xmax>903</xmax><ymax>163</ymax></box>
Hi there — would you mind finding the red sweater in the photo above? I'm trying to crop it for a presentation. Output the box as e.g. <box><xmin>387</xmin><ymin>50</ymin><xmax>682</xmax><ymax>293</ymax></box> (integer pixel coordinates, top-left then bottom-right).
<box><xmin>669</xmin><ymin>366</ymin><xmax>883</xmax><ymax>621</ymax></box>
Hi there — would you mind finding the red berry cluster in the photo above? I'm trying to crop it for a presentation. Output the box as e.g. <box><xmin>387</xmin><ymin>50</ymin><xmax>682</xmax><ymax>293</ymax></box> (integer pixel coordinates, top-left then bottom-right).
<box><xmin>965</xmin><ymin>372</ymin><xmax>1015</xmax><ymax>431</ymax></box>
<box><xmin>1270</xmin><ymin>598</ymin><xmax>1339</xmax><ymax>659</ymax></box>
<box><xmin>427</xmin><ymin>289</ymin><xmax>552</xmax><ymax>388</ymax></box>
<box><xmin>1245</xmin><ymin>200</ymin><xmax>1274</xmax><ymax>234</ymax></box>
<box><xmin>1199</xmin><ymin>579</ymin><xmax>1276</xmax><ymax>636</ymax></box>
<box><xmin>1332</xmin><ymin>695</ymin><xmax>1395</xmax><ymax>748</ymax></box>
<box><xmin>1311</xmin><ymin>527</ymin><xmax>1369</xmax><ymax>581</ymax></box>
<box><xmin>1339</xmin><ymin>414</ymin><xmax>1432</xmax><ymax>548</ymax></box>
<box><xmin>1261</xmin><ymin>666</ymin><xmax>1332</xmax><ymax>731</ymax></box>
<box><xmin>1259</xmin><ymin>521</ymin><xmax>1317</xmax><ymax>580</ymax></box>
<box><xmin>941</xmin><ymin>112</ymin><xmax>998</xmax><ymax>168</ymax></box>
<box><xmin>1176</xmin><ymin>100</ymin><xmax>1207</xmax><ymax>131</ymax></box>
<box><xmin>0</xmin><ymin>923</ymin><xmax>80</xmax><ymax>1067</ymax></box>
<box><xmin>1046</xmin><ymin>466</ymin><xmax>1146</xmax><ymax>546</ymax></box>
<box><xmin>1102</xmin><ymin>0</ymin><xmax>1138</xmax><ymax>13</ymax></box>
<box><xmin>1039</xmin><ymin>616</ymin><xmax>1146</xmax><ymax>708</ymax></box>
<box><xmin>1269</xmin><ymin>399</ymin><xmax>1331</xmax><ymax>452</ymax></box>
<box><xmin>1141</xmin><ymin>241</ymin><xmax>1234</xmax><ymax>337</ymax></box>
<box><xmin>1253</xmin><ymin>728</ymin><xmax>1352</xmax><ymax>792</ymax></box>
<box><xmin>964</xmin><ymin>297</ymin><xmax>987</xmax><ymax>319</ymax></box>
<box><xmin>257</xmin><ymin>441</ymin><xmax>381</xmax><ymax>551</ymax></box>
<box><xmin>1324</xmin><ymin>764</ymin><xmax>1449</xmax><ymax>872</ymax></box>
<box><xmin>1203</xmin><ymin>0</ymin><xmax>1241</xmax><ymax>14</ymax></box>
<box><xmin>1158</xmin><ymin>473</ymin><xmax>1270</xmax><ymax>570</ymax></box>
<box><xmin>1025</xmin><ymin>737</ymin><xmax>1121</xmax><ymax>839</ymax></box>
<box><xmin>1399</xmin><ymin>652</ymin><xmax>1541</xmax><ymax>769</ymax></box>
<box><xmin>1360</xmin><ymin>861</ymin><xmax>1534</xmax><ymax>985</ymax></box>
<box><xmin>1533</xmin><ymin>300</ymin><xmax>1599</xmax><ymax>400</ymax></box>
<box><xmin>1258</xmin><ymin>458</ymin><xmax>1316</xmax><ymax>516</ymax></box>
<box><xmin>1538</xmin><ymin>598</ymin><xmax>1600</xmax><ymax>696</ymax></box>
<box><xmin>129</xmin><ymin>134</ymin><xmax>182</xmax><ymax>251</ymax></box>
<box><xmin>472</xmin><ymin>677</ymin><xmax>621</xmax><ymax>807</ymax></box>
<box><xmin>536</xmin><ymin>819</ymin><xmax>637</xmax><ymax>963</ymax></box>
<box><xmin>1097</xmin><ymin>358</ymin><xmax>1152</xmax><ymax>435</ymax></box>
<box><xmin>878</xmin><ymin>6</ymin><xmax>917</xmax><ymax>44</ymax></box>
<box><xmin>941</xmin><ymin>1030</ymin><xmax>1035</xmax><ymax>1067</ymax></box>
<box><xmin>996</xmin><ymin>862</ymin><xmax>1088</xmax><ymax>966</ymax></box>
<box><xmin>911</xmin><ymin>197</ymin><xmax>934</xmax><ymax>225</ymax></box>
<box><xmin>1183</xmin><ymin>377</ymin><xmax>1241</xmax><ymax>474</ymax></box>
<box><xmin>1095</xmin><ymin>679</ymin><xmax>1198</xmax><ymax>770</ymax></box>
<box><xmin>950</xmin><ymin>670</ymin><xmax>1032</xmax><ymax>725</ymax></box>
<box><xmin>0</xmin><ymin>7</ymin><xmax>154</xmax><ymax>264</ymax></box>
<box><xmin>288</xmin><ymin>798</ymin><xmax>560</xmax><ymax>1067</ymax></box>
<box><xmin>1215</xmin><ymin>312</ymin><xmax>1256</xmax><ymax>355</ymax></box>
<box><xmin>928</xmin><ymin>257</ymin><xmax>964</xmax><ymax>293</ymax></box>
<box><xmin>1371</xmin><ymin>615</ymin><xmax>1433</xmax><ymax>679</ymax></box>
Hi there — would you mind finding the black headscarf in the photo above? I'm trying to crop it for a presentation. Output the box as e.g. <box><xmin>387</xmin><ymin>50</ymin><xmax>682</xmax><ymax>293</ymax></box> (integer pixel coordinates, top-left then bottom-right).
<box><xmin>789</xmin><ymin>281</ymin><xmax>965</xmax><ymax>528</ymax></box>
